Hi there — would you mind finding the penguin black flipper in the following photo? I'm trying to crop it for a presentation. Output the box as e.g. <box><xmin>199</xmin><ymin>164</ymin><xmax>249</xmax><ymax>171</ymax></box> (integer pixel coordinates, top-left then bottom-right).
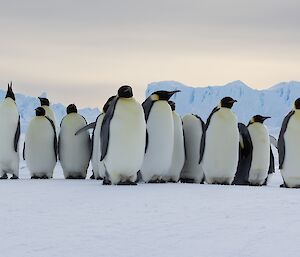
<box><xmin>23</xmin><ymin>142</ymin><xmax>25</xmax><ymax>160</ymax></box>
<box><xmin>233</xmin><ymin>123</ymin><xmax>253</xmax><ymax>185</ymax></box>
<box><xmin>45</xmin><ymin>116</ymin><xmax>58</xmax><ymax>162</ymax></box>
<box><xmin>199</xmin><ymin>107</ymin><xmax>220</xmax><ymax>164</ymax></box>
<box><xmin>14</xmin><ymin>116</ymin><xmax>20</xmax><ymax>152</ymax></box>
<box><xmin>269</xmin><ymin>135</ymin><xmax>278</xmax><ymax>149</ymax></box>
<box><xmin>58</xmin><ymin>133</ymin><xmax>61</xmax><ymax>160</ymax></box>
<box><xmin>145</xmin><ymin>129</ymin><xmax>149</xmax><ymax>154</ymax></box>
<box><xmin>75</xmin><ymin>122</ymin><xmax>96</xmax><ymax>135</ymax></box>
<box><xmin>278</xmin><ymin>110</ymin><xmax>295</xmax><ymax>169</ymax></box>
<box><xmin>91</xmin><ymin>114</ymin><xmax>102</xmax><ymax>157</ymax></box>
<box><xmin>182</xmin><ymin>120</ymin><xmax>187</xmax><ymax>161</ymax></box>
<box><xmin>142</xmin><ymin>96</ymin><xmax>155</xmax><ymax>121</ymax></box>
<box><xmin>81</xmin><ymin>114</ymin><xmax>92</xmax><ymax>161</ymax></box>
<box><xmin>100</xmin><ymin>96</ymin><xmax>119</xmax><ymax>161</ymax></box>
<box><xmin>268</xmin><ymin>146</ymin><xmax>275</xmax><ymax>174</ymax></box>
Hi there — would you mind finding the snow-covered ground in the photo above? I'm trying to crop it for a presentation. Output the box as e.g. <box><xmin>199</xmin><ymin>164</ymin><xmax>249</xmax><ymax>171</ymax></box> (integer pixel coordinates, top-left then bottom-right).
<box><xmin>2</xmin><ymin>147</ymin><xmax>300</xmax><ymax>257</ymax></box>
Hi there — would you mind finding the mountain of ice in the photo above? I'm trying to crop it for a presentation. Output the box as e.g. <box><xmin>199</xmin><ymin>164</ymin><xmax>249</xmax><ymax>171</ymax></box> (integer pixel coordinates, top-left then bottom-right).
<box><xmin>146</xmin><ymin>80</ymin><xmax>300</xmax><ymax>132</ymax></box>
<box><xmin>1</xmin><ymin>80</ymin><xmax>299</xmax><ymax>133</ymax></box>
<box><xmin>0</xmin><ymin>90</ymin><xmax>100</xmax><ymax>132</ymax></box>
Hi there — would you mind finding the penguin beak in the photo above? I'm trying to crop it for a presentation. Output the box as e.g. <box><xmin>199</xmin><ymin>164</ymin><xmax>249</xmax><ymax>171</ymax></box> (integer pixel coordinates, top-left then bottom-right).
<box><xmin>263</xmin><ymin>116</ymin><xmax>271</xmax><ymax>121</ymax></box>
<box><xmin>230</xmin><ymin>99</ymin><xmax>237</xmax><ymax>103</ymax></box>
<box><xmin>168</xmin><ymin>90</ymin><xmax>181</xmax><ymax>98</ymax></box>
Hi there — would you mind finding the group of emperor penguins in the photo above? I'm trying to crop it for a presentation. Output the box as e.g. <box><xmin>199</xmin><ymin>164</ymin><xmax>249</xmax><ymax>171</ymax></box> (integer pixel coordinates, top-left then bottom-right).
<box><xmin>0</xmin><ymin>83</ymin><xmax>300</xmax><ymax>188</ymax></box>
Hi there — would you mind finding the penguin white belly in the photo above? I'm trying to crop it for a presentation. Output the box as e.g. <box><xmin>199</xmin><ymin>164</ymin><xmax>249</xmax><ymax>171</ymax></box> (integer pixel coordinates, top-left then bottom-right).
<box><xmin>59</xmin><ymin>114</ymin><xmax>91</xmax><ymax>178</ymax></box>
<box><xmin>281</xmin><ymin>114</ymin><xmax>300</xmax><ymax>187</ymax></box>
<box><xmin>92</xmin><ymin>114</ymin><xmax>104</xmax><ymax>179</ymax></box>
<box><xmin>140</xmin><ymin>101</ymin><xmax>174</xmax><ymax>182</ymax></box>
<box><xmin>0</xmin><ymin>100</ymin><xmax>19</xmax><ymax>176</ymax></box>
<box><xmin>248</xmin><ymin>124</ymin><xmax>270</xmax><ymax>185</ymax></box>
<box><xmin>25</xmin><ymin>118</ymin><xmax>56</xmax><ymax>177</ymax></box>
<box><xmin>181</xmin><ymin>115</ymin><xmax>204</xmax><ymax>183</ymax></box>
<box><xmin>203</xmin><ymin>109</ymin><xmax>239</xmax><ymax>184</ymax></box>
<box><xmin>104</xmin><ymin>98</ymin><xmax>146</xmax><ymax>184</ymax></box>
<box><xmin>165</xmin><ymin>112</ymin><xmax>185</xmax><ymax>182</ymax></box>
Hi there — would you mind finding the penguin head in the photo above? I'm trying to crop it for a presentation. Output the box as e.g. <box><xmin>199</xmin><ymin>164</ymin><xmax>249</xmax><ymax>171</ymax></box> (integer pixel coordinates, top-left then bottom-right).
<box><xmin>249</xmin><ymin>115</ymin><xmax>271</xmax><ymax>124</ymax></box>
<box><xmin>168</xmin><ymin>101</ymin><xmax>176</xmax><ymax>111</ymax></box>
<box><xmin>220</xmin><ymin>97</ymin><xmax>237</xmax><ymax>109</ymax></box>
<box><xmin>38</xmin><ymin>97</ymin><xmax>50</xmax><ymax>106</ymax></box>
<box><xmin>66</xmin><ymin>104</ymin><xmax>77</xmax><ymax>114</ymax></box>
<box><xmin>294</xmin><ymin>98</ymin><xmax>300</xmax><ymax>110</ymax></box>
<box><xmin>118</xmin><ymin>86</ymin><xmax>133</xmax><ymax>98</ymax></box>
<box><xmin>5</xmin><ymin>82</ymin><xmax>15</xmax><ymax>101</ymax></box>
<box><xmin>35</xmin><ymin>107</ymin><xmax>46</xmax><ymax>116</ymax></box>
<box><xmin>103</xmin><ymin>96</ymin><xmax>115</xmax><ymax>113</ymax></box>
<box><xmin>151</xmin><ymin>90</ymin><xmax>180</xmax><ymax>101</ymax></box>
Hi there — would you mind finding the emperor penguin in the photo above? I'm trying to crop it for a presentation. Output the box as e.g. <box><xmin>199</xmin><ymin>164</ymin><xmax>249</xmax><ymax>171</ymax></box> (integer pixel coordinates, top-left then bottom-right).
<box><xmin>200</xmin><ymin>97</ymin><xmax>239</xmax><ymax>185</ymax></box>
<box><xmin>180</xmin><ymin>114</ymin><xmax>205</xmax><ymax>183</ymax></box>
<box><xmin>163</xmin><ymin>101</ymin><xmax>185</xmax><ymax>182</ymax></box>
<box><xmin>91</xmin><ymin>96</ymin><xmax>115</xmax><ymax>180</ymax></box>
<box><xmin>58</xmin><ymin>104</ymin><xmax>91</xmax><ymax>179</ymax></box>
<box><xmin>39</xmin><ymin>97</ymin><xmax>57</xmax><ymax>131</ymax></box>
<box><xmin>233</xmin><ymin>116</ymin><xmax>275</xmax><ymax>186</ymax></box>
<box><xmin>278</xmin><ymin>98</ymin><xmax>300</xmax><ymax>188</ymax></box>
<box><xmin>75</xmin><ymin>96</ymin><xmax>115</xmax><ymax>180</ymax></box>
<box><xmin>0</xmin><ymin>82</ymin><xmax>20</xmax><ymax>179</ymax></box>
<box><xmin>140</xmin><ymin>90</ymin><xmax>180</xmax><ymax>183</ymax></box>
<box><xmin>24</xmin><ymin>107</ymin><xmax>57</xmax><ymax>179</ymax></box>
<box><xmin>100</xmin><ymin>86</ymin><xmax>146</xmax><ymax>185</ymax></box>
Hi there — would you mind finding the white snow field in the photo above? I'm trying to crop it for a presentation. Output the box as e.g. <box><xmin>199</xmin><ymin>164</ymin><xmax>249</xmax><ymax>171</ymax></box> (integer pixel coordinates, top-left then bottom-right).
<box><xmin>1</xmin><ymin>159</ymin><xmax>300</xmax><ymax>257</ymax></box>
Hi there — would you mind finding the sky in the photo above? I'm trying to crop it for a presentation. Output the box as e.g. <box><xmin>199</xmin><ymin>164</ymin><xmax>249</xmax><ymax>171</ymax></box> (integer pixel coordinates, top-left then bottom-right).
<box><xmin>0</xmin><ymin>0</ymin><xmax>300</xmax><ymax>108</ymax></box>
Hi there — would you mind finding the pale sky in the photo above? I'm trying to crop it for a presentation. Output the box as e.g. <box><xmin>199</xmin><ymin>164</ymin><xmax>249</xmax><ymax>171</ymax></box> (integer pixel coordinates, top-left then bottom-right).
<box><xmin>1</xmin><ymin>0</ymin><xmax>300</xmax><ymax>108</ymax></box>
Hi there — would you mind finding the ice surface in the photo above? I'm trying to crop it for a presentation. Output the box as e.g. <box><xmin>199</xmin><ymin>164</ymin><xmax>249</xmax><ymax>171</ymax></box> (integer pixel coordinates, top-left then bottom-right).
<box><xmin>147</xmin><ymin>80</ymin><xmax>300</xmax><ymax>130</ymax></box>
<box><xmin>1</xmin><ymin>137</ymin><xmax>298</xmax><ymax>257</ymax></box>
<box><xmin>2</xmin><ymin>161</ymin><xmax>300</xmax><ymax>257</ymax></box>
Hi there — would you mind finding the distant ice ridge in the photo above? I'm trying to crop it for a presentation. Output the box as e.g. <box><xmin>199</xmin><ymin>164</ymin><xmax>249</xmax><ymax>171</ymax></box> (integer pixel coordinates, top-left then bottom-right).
<box><xmin>0</xmin><ymin>91</ymin><xmax>100</xmax><ymax>132</ymax></box>
<box><xmin>146</xmin><ymin>80</ymin><xmax>300</xmax><ymax>135</ymax></box>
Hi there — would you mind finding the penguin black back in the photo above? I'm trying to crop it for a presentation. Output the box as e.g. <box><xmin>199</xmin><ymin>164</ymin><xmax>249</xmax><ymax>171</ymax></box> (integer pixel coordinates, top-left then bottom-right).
<box><xmin>233</xmin><ymin>123</ymin><xmax>253</xmax><ymax>185</ymax></box>
<box><xmin>100</xmin><ymin>93</ymin><xmax>119</xmax><ymax>161</ymax></box>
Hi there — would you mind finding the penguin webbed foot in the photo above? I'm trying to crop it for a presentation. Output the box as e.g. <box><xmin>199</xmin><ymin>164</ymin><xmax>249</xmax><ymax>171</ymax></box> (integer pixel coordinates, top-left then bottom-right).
<box><xmin>180</xmin><ymin>178</ymin><xmax>195</xmax><ymax>183</ymax></box>
<box><xmin>102</xmin><ymin>177</ymin><xmax>112</xmax><ymax>185</ymax></box>
<box><xmin>90</xmin><ymin>173</ymin><xmax>95</xmax><ymax>179</ymax></box>
<box><xmin>148</xmin><ymin>179</ymin><xmax>159</xmax><ymax>183</ymax></box>
<box><xmin>10</xmin><ymin>174</ymin><xmax>19</xmax><ymax>179</ymax></box>
<box><xmin>0</xmin><ymin>173</ymin><xmax>8</xmax><ymax>179</ymax></box>
<box><xmin>117</xmin><ymin>181</ymin><xmax>137</xmax><ymax>186</ymax></box>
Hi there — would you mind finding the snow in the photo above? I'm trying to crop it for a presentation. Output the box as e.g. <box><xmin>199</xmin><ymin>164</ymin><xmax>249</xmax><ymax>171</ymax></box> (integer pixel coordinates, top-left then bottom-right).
<box><xmin>1</xmin><ymin>137</ymin><xmax>298</xmax><ymax>257</ymax></box>
<box><xmin>146</xmin><ymin>80</ymin><xmax>300</xmax><ymax>131</ymax></box>
<box><xmin>2</xmin><ymin>161</ymin><xmax>300</xmax><ymax>257</ymax></box>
